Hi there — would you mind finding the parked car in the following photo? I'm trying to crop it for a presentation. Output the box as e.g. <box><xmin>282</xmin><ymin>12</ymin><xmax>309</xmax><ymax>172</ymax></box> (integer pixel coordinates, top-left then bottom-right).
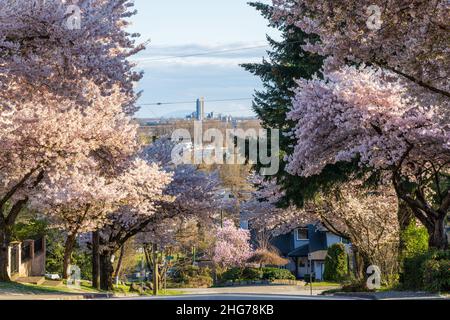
<box><xmin>45</xmin><ymin>273</ymin><xmax>61</xmax><ymax>280</ymax></box>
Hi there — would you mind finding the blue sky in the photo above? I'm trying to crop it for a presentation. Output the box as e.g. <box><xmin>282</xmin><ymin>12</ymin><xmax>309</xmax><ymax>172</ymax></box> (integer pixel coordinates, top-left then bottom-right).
<box><xmin>129</xmin><ymin>0</ymin><xmax>280</xmax><ymax>118</ymax></box>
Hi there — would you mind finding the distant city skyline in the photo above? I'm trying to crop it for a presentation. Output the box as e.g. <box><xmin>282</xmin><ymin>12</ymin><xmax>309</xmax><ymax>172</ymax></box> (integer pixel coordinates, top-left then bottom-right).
<box><xmin>128</xmin><ymin>0</ymin><xmax>281</xmax><ymax>118</ymax></box>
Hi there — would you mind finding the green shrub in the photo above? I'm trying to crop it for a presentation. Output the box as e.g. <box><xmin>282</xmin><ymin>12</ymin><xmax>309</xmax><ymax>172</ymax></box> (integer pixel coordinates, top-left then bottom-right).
<box><xmin>401</xmin><ymin>223</ymin><xmax>429</xmax><ymax>259</ymax></box>
<box><xmin>242</xmin><ymin>267</ymin><xmax>263</xmax><ymax>281</ymax></box>
<box><xmin>184</xmin><ymin>275</ymin><xmax>213</xmax><ymax>288</ymax></box>
<box><xmin>402</xmin><ymin>249</ymin><xmax>450</xmax><ymax>292</ymax></box>
<box><xmin>221</xmin><ymin>267</ymin><xmax>243</xmax><ymax>282</ymax></box>
<box><xmin>323</xmin><ymin>243</ymin><xmax>348</xmax><ymax>282</ymax></box>
<box><xmin>423</xmin><ymin>259</ymin><xmax>450</xmax><ymax>292</ymax></box>
<box><xmin>262</xmin><ymin>268</ymin><xmax>295</xmax><ymax>281</ymax></box>
<box><xmin>172</xmin><ymin>265</ymin><xmax>213</xmax><ymax>287</ymax></box>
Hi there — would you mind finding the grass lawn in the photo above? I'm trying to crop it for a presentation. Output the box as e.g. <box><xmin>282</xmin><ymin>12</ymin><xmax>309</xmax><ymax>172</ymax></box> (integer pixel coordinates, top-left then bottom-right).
<box><xmin>0</xmin><ymin>280</ymin><xmax>185</xmax><ymax>297</ymax></box>
<box><xmin>0</xmin><ymin>281</ymin><xmax>93</xmax><ymax>295</ymax></box>
<box><xmin>112</xmin><ymin>283</ymin><xmax>185</xmax><ymax>296</ymax></box>
<box><xmin>305</xmin><ymin>281</ymin><xmax>341</xmax><ymax>288</ymax></box>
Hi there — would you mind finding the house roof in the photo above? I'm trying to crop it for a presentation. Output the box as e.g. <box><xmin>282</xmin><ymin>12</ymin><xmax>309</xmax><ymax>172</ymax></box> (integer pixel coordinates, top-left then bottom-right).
<box><xmin>288</xmin><ymin>244</ymin><xmax>309</xmax><ymax>257</ymax></box>
<box><xmin>271</xmin><ymin>233</ymin><xmax>294</xmax><ymax>256</ymax></box>
<box><xmin>308</xmin><ymin>250</ymin><xmax>328</xmax><ymax>261</ymax></box>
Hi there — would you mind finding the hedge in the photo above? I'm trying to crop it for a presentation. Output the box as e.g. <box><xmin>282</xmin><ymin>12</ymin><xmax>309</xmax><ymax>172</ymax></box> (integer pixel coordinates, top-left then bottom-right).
<box><xmin>323</xmin><ymin>243</ymin><xmax>348</xmax><ymax>282</ymax></box>
<box><xmin>220</xmin><ymin>267</ymin><xmax>294</xmax><ymax>282</ymax></box>
<box><xmin>262</xmin><ymin>268</ymin><xmax>295</xmax><ymax>281</ymax></box>
<box><xmin>402</xmin><ymin>249</ymin><xmax>450</xmax><ymax>292</ymax></box>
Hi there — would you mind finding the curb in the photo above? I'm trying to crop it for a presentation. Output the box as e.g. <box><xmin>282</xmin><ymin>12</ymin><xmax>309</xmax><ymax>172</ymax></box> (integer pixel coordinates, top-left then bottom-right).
<box><xmin>331</xmin><ymin>291</ymin><xmax>447</xmax><ymax>300</ymax></box>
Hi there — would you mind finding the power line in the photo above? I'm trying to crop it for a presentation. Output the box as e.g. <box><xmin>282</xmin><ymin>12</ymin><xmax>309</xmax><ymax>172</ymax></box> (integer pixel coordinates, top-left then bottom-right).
<box><xmin>139</xmin><ymin>40</ymin><xmax>305</xmax><ymax>62</ymax></box>
<box><xmin>138</xmin><ymin>97</ymin><xmax>253</xmax><ymax>107</ymax></box>
<box><xmin>141</xmin><ymin>45</ymin><xmax>268</xmax><ymax>62</ymax></box>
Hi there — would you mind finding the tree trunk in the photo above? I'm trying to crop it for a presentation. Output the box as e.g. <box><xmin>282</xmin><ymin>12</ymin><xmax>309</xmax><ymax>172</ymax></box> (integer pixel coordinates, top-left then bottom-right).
<box><xmin>99</xmin><ymin>250</ymin><xmax>114</xmax><ymax>291</ymax></box>
<box><xmin>62</xmin><ymin>233</ymin><xmax>77</xmax><ymax>279</ymax></box>
<box><xmin>152</xmin><ymin>243</ymin><xmax>159</xmax><ymax>296</ymax></box>
<box><xmin>143</xmin><ymin>245</ymin><xmax>152</xmax><ymax>270</ymax></box>
<box><xmin>428</xmin><ymin>216</ymin><xmax>448</xmax><ymax>250</ymax></box>
<box><xmin>92</xmin><ymin>231</ymin><xmax>100</xmax><ymax>289</ymax></box>
<box><xmin>398</xmin><ymin>200</ymin><xmax>415</xmax><ymax>233</ymax></box>
<box><xmin>114</xmin><ymin>245</ymin><xmax>125</xmax><ymax>285</ymax></box>
<box><xmin>0</xmin><ymin>226</ymin><xmax>12</xmax><ymax>282</ymax></box>
<box><xmin>352</xmin><ymin>248</ymin><xmax>365</xmax><ymax>280</ymax></box>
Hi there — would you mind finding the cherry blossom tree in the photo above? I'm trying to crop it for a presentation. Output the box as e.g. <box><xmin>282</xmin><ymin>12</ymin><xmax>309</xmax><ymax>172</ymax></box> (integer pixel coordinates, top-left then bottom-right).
<box><xmin>0</xmin><ymin>0</ymin><xmax>144</xmax><ymax>109</ymax></box>
<box><xmin>30</xmin><ymin>159</ymin><xmax>126</xmax><ymax>279</ymax></box>
<box><xmin>0</xmin><ymin>86</ymin><xmax>138</xmax><ymax>281</ymax></box>
<box><xmin>97</xmin><ymin>138</ymin><xmax>223</xmax><ymax>290</ymax></box>
<box><xmin>286</xmin><ymin>65</ymin><xmax>450</xmax><ymax>249</ymax></box>
<box><xmin>97</xmin><ymin>158</ymin><xmax>173</xmax><ymax>290</ymax></box>
<box><xmin>271</xmin><ymin>0</ymin><xmax>449</xmax><ymax>101</ymax></box>
<box><xmin>0</xmin><ymin>0</ymin><xmax>145</xmax><ymax>281</ymax></box>
<box><xmin>212</xmin><ymin>219</ymin><xmax>253</xmax><ymax>269</ymax></box>
<box><xmin>315</xmin><ymin>181</ymin><xmax>400</xmax><ymax>279</ymax></box>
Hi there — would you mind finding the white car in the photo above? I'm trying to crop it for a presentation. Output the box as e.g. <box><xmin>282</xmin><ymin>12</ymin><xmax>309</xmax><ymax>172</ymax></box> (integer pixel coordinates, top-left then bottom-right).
<box><xmin>45</xmin><ymin>273</ymin><xmax>61</xmax><ymax>280</ymax></box>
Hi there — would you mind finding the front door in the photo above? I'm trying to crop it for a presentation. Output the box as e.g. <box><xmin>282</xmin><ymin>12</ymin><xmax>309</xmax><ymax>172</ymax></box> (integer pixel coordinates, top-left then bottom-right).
<box><xmin>297</xmin><ymin>257</ymin><xmax>308</xmax><ymax>278</ymax></box>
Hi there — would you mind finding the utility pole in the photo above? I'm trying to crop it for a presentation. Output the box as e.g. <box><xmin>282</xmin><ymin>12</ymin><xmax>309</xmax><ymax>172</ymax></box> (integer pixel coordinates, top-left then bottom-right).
<box><xmin>152</xmin><ymin>243</ymin><xmax>159</xmax><ymax>296</ymax></box>
<box><xmin>92</xmin><ymin>231</ymin><xmax>100</xmax><ymax>289</ymax></box>
<box><xmin>308</xmin><ymin>254</ymin><xmax>313</xmax><ymax>296</ymax></box>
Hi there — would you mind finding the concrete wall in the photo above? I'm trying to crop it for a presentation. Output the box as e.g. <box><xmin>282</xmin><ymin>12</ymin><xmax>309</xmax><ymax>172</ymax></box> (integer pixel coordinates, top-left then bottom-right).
<box><xmin>7</xmin><ymin>238</ymin><xmax>46</xmax><ymax>278</ymax></box>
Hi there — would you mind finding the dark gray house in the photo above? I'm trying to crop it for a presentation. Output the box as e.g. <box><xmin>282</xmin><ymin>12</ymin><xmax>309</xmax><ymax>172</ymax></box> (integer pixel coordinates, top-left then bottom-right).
<box><xmin>270</xmin><ymin>224</ymin><xmax>351</xmax><ymax>280</ymax></box>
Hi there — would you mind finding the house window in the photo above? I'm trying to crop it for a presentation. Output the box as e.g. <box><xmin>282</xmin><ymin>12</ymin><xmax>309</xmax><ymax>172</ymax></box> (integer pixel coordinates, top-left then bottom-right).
<box><xmin>298</xmin><ymin>259</ymin><xmax>306</xmax><ymax>268</ymax></box>
<box><xmin>296</xmin><ymin>228</ymin><xmax>308</xmax><ymax>240</ymax></box>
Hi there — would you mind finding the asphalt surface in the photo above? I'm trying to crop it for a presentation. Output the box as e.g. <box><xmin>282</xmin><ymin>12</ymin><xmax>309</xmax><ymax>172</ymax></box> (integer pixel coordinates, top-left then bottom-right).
<box><xmin>115</xmin><ymin>293</ymin><xmax>365</xmax><ymax>300</ymax></box>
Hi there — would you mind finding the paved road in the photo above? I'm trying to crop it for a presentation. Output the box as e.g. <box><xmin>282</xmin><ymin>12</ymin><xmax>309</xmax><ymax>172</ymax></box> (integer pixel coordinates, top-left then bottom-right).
<box><xmin>168</xmin><ymin>285</ymin><xmax>336</xmax><ymax>296</ymax></box>
<box><xmin>116</xmin><ymin>293</ymin><xmax>364</xmax><ymax>300</ymax></box>
<box><xmin>113</xmin><ymin>285</ymin><xmax>361</xmax><ymax>300</ymax></box>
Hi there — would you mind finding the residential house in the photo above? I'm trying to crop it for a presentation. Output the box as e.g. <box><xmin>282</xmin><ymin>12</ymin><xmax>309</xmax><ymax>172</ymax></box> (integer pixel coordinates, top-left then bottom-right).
<box><xmin>270</xmin><ymin>224</ymin><xmax>352</xmax><ymax>281</ymax></box>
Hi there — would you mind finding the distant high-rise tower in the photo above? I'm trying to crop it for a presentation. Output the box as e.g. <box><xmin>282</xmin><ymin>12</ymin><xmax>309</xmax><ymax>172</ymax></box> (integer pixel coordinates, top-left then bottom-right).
<box><xmin>196</xmin><ymin>97</ymin><xmax>205</xmax><ymax>121</ymax></box>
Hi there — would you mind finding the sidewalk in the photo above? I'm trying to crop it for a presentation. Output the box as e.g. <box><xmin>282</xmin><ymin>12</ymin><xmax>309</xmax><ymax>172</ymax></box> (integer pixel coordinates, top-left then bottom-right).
<box><xmin>0</xmin><ymin>293</ymin><xmax>86</xmax><ymax>300</ymax></box>
<box><xmin>331</xmin><ymin>291</ymin><xmax>449</xmax><ymax>300</ymax></box>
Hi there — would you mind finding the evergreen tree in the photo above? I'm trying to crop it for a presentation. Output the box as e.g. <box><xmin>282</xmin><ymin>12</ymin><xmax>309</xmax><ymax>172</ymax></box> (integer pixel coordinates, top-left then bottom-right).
<box><xmin>241</xmin><ymin>2</ymin><xmax>359</xmax><ymax>207</ymax></box>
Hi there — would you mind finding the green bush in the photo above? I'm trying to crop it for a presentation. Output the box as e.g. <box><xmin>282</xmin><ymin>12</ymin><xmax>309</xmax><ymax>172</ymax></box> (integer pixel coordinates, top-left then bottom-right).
<box><xmin>184</xmin><ymin>275</ymin><xmax>213</xmax><ymax>288</ymax></box>
<box><xmin>171</xmin><ymin>265</ymin><xmax>213</xmax><ymax>288</ymax></box>
<box><xmin>401</xmin><ymin>222</ymin><xmax>429</xmax><ymax>259</ymax></box>
<box><xmin>242</xmin><ymin>267</ymin><xmax>263</xmax><ymax>280</ymax></box>
<box><xmin>423</xmin><ymin>259</ymin><xmax>450</xmax><ymax>292</ymax></box>
<box><xmin>220</xmin><ymin>267</ymin><xmax>243</xmax><ymax>282</ymax></box>
<box><xmin>323</xmin><ymin>243</ymin><xmax>348</xmax><ymax>282</ymax></box>
<box><xmin>402</xmin><ymin>249</ymin><xmax>450</xmax><ymax>292</ymax></box>
<box><xmin>262</xmin><ymin>268</ymin><xmax>295</xmax><ymax>281</ymax></box>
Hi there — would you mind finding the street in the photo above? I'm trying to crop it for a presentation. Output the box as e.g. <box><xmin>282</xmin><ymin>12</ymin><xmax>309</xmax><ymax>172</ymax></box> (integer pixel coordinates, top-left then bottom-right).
<box><xmin>115</xmin><ymin>293</ymin><xmax>364</xmax><ymax>300</ymax></box>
